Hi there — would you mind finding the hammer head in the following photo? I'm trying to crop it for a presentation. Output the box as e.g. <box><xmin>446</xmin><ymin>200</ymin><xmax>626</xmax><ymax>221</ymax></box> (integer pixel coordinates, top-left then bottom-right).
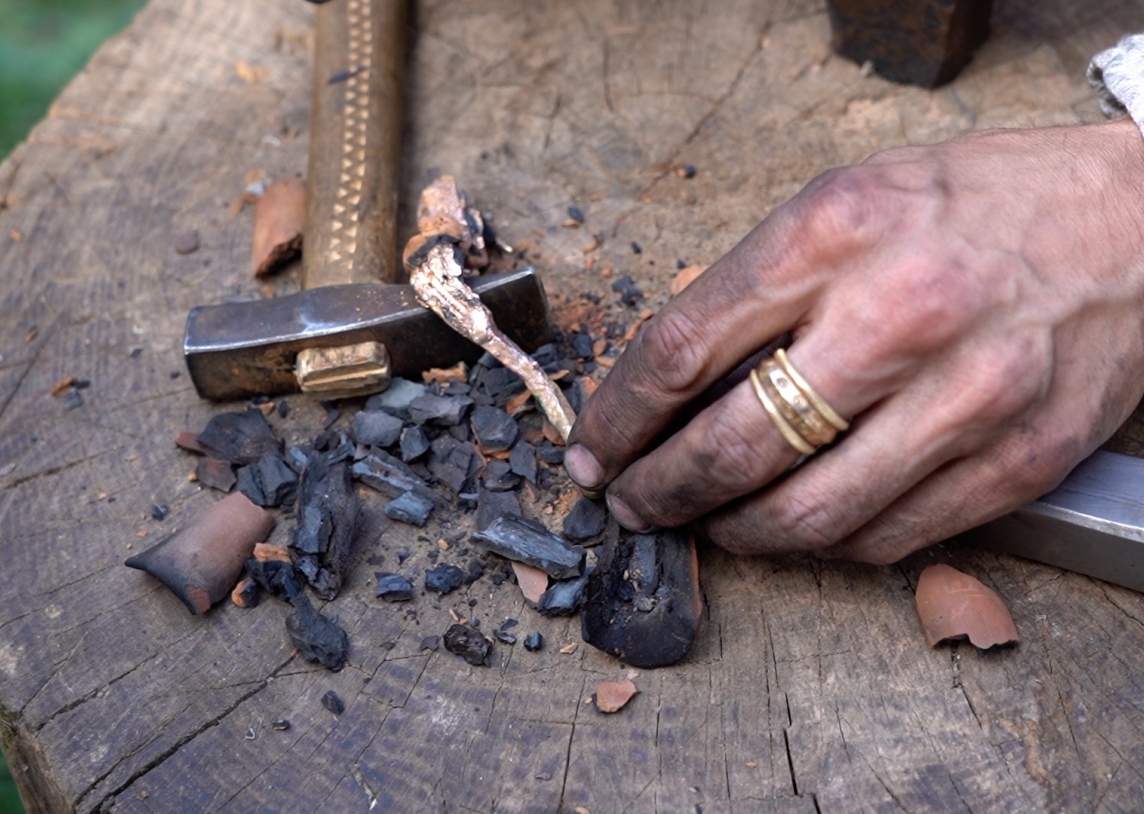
<box><xmin>184</xmin><ymin>267</ymin><xmax>552</xmax><ymax>401</ymax></box>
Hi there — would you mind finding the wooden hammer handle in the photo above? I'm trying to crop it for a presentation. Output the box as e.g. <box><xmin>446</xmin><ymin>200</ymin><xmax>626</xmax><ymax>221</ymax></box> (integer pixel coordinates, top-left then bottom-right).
<box><xmin>303</xmin><ymin>0</ymin><xmax>406</xmax><ymax>288</ymax></box>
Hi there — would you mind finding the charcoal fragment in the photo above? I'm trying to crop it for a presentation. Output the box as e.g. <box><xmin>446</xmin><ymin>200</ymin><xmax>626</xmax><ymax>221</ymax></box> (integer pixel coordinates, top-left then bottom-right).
<box><xmin>420</xmin><ymin>635</ymin><xmax>440</xmax><ymax>651</ymax></box>
<box><xmin>245</xmin><ymin>557</ymin><xmax>303</xmax><ymax>602</ymax></box>
<box><xmin>472</xmin><ymin>515</ymin><xmax>585</xmax><ymax>579</ymax></box>
<box><xmin>500</xmin><ymin>618</ymin><xmax>518</xmax><ymax>630</ymax></box>
<box><xmin>567</xmin><ymin>205</ymin><xmax>585</xmax><ymax>223</ymax></box>
<box><xmin>523</xmin><ymin>632</ymin><xmax>544</xmax><ymax>651</ymax></box>
<box><xmin>611</xmin><ymin>275</ymin><xmax>644</xmax><ymax>307</ymax></box>
<box><xmin>353</xmin><ymin>450</ymin><xmax>433</xmax><ymax>500</ymax></box>
<box><xmin>321</xmin><ymin>408</ymin><xmax>341</xmax><ymax>430</ymax></box>
<box><xmin>464</xmin><ymin>560</ymin><xmax>485</xmax><ymax>585</ymax></box>
<box><xmin>535</xmin><ymin>441</ymin><xmax>565</xmax><ymax>465</ymax></box>
<box><xmin>64</xmin><ymin>390</ymin><xmax>84</xmax><ymax>410</ymax></box>
<box><xmin>568</xmin><ymin>332</ymin><xmax>594</xmax><ymax>360</ymax></box>
<box><xmin>375</xmin><ymin>572</ymin><xmax>414</xmax><ymax>602</ymax></box>
<box><xmin>494</xmin><ymin>629</ymin><xmax>517</xmax><ymax>645</ymax></box>
<box><xmin>271</xmin><ymin>719</ymin><xmax>291</xmax><ymax>731</ymax></box>
<box><xmin>365</xmin><ymin>377</ymin><xmax>427</xmax><ymax>420</ymax></box>
<box><xmin>562</xmin><ymin>497</ymin><xmax>607</xmax><ymax>544</ymax></box>
<box><xmin>630</xmin><ymin>241</ymin><xmax>642</xmax><ymax>254</ymax></box>
<box><xmin>531</xmin><ymin>343</ymin><xmax>560</xmax><ymax>370</ymax></box>
<box><xmin>286</xmin><ymin>594</ymin><xmax>349</xmax><ymax>672</ymax></box>
<box><xmin>482</xmin><ymin>459</ymin><xmax>520</xmax><ymax>492</ymax></box>
<box><xmin>399</xmin><ymin>426</ymin><xmax>430</xmax><ymax>462</ymax></box>
<box><xmin>291</xmin><ymin>457</ymin><xmax>358</xmax><ymax>600</ymax></box>
<box><xmin>312</xmin><ymin>429</ymin><xmax>355</xmax><ymax>465</ymax></box>
<box><xmin>256</xmin><ymin>454</ymin><xmax>298</xmax><ymax>507</ymax></box>
<box><xmin>352</xmin><ymin>410</ymin><xmax>404</xmax><ymax>448</ymax></box>
<box><xmin>425</xmin><ymin>563</ymin><xmax>465</xmax><ymax>595</ymax></box>
<box><xmin>468</xmin><ymin>365</ymin><xmax>526</xmax><ymax>407</ymax></box>
<box><xmin>234</xmin><ymin>464</ymin><xmax>265</xmax><ymax>506</ymax></box>
<box><xmin>443</xmin><ymin>623</ymin><xmax>493</xmax><ymax>666</ymax></box>
<box><xmin>232</xmin><ymin>576</ymin><xmax>261</xmax><ymax>608</ymax></box>
<box><xmin>509</xmin><ymin>442</ymin><xmax>538</xmax><ymax>485</ymax></box>
<box><xmin>408</xmin><ymin>392</ymin><xmax>473</xmax><ymax>426</ymax></box>
<box><xmin>470</xmin><ymin>405</ymin><xmax>519</xmax><ymax>452</ymax></box>
<box><xmin>197</xmin><ymin>409</ymin><xmax>282</xmax><ymax>465</ymax></box>
<box><xmin>477</xmin><ymin>488</ymin><xmax>521</xmax><ymax>531</ymax></box>
<box><xmin>277</xmin><ymin>399</ymin><xmax>290</xmax><ymax>418</ymax></box>
<box><xmin>537</xmin><ymin>570</ymin><xmax>592</xmax><ymax>616</ymax></box>
<box><xmin>321</xmin><ymin>690</ymin><xmax>346</xmax><ymax>715</ymax></box>
<box><xmin>384</xmin><ymin>491</ymin><xmax>434</xmax><ymax>527</ymax></box>
<box><xmin>150</xmin><ymin>504</ymin><xmax>170</xmax><ymax>521</ymax></box>
<box><xmin>581</xmin><ymin>521</ymin><xmax>703</xmax><ymax>668</ymax></box>
<box><xmin>427</xmin><ymin>436</ymin><xmax>481</xmax><ymax>495</ymax></box>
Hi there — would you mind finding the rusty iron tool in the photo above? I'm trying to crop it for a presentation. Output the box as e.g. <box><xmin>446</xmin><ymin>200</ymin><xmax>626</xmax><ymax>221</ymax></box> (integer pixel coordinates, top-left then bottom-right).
<box><xmin>962</xmin><ymin>449</ymin><xmax>1144</xmax><ymax>593</ymax></box>
<box><xmin>183</xmin><ymin>0</ymin><xmax>550</xmax><ymax>400</ymax></box>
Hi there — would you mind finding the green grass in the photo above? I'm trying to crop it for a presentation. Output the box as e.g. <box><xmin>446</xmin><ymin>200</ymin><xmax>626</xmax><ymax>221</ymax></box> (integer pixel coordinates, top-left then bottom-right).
<box><xmin>0</xmin><ymin>755</ymin><xmax>22</xmax><ymax>814</ymax></box>
<box><xmin>0</xmin><ymin>0</ymin><xmax>148</xmax><ymax>158</ymax></box>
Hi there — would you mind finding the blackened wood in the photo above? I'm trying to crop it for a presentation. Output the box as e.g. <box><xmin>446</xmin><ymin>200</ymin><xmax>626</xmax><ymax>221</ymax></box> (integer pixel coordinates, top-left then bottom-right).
<box><xmin>291</xmin><ymin>457</ymin><xmax>359</xmax><ymax>600</ymax></box>
<box><xmin>472</xmin><ymin>515</ymin><xmax>585</xmax><ymax>579</ymax></box>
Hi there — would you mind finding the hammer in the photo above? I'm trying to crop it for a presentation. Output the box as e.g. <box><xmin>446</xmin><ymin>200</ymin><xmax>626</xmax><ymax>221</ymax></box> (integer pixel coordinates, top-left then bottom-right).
<box><xmin>183</xmin><ymin>0</ymin><xmax>550</xmax><ymax>401</ymax></box>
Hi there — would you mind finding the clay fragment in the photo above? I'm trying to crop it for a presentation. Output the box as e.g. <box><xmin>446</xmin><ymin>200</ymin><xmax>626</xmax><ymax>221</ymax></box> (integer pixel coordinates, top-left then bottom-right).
<box><xmin>472</xmin><ymin>514</ymin><xmax>585</xmax><ymax>579</ymax></box>
<box><xmin>174</xmin><ymin>431</ymin><xmax>207</xmax><ymax>454</ymax></box>
<box><xmin>594</xmin><ymin>680</ymin><xmax>638</xmax><ymax>713</ymax></box>
<box><xmin>443</xmin><ymin>623</ymin><xmax>492</xmax><ymax>666</ymax></box>
<box><xmin>286</xmin><ymin>594</ymin><xmax>349</xmax><ymax>671</ymax></box>
<box><xmin>581</xmin><ymin>521</ymin><xmax>703</xmax><ymax>668</ymax></box>
<box><xmin>125</xmin><ymin>492</ymin><xmax>275</xmax><ymax>614</ymax></box>
<box><xmin>231</xmin><ymin>576</ymin><xmax>261</xmax><ymax>608</ymax></box>
<box><xmin>914</xmin><ymin>564</ymin><xmax>1019</xmax><ymax>649</ymax></box>
<box><xmin>511</xmin><ymin>561</ymin><xmax>549</xmax><ymax>604</ymax></box>
<box><xmin>173</xmin><ymin>229</ymin><xmax>201</xmax><ymax>255</ymax></box>
<box><xmin>253</xmin><ymin>543</ymin><xmax>292</xmax><ymax>563</ymax></box>
<box><xmin>670</xmin><ymin>264</ymin><xmax>707</xmax><ymax>296</ymax></box>
<box><xmin>252</xmin><ymin>179</ymin><xmax>305</xmax><ymax>277</ymax></box>
<box><xmin>195</xmin><ymin>458</ymin><xmax>236</xmax><ymax>492</ymax></box>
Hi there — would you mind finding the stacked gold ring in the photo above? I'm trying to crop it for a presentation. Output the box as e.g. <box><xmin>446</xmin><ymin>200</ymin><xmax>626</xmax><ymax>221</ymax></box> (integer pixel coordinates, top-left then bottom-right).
<box><xmin>748</xmin><ymin>348</ymin><xmax>849</xmax><ymax>455</ymax></box>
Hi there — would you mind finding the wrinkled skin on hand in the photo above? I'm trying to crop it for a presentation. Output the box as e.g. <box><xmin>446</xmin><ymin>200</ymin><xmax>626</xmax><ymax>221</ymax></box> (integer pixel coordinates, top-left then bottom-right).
<box><xmin>565</xmin><ymin>118</ymin><xmax>1144</xmax><ymax>564</ymax></box>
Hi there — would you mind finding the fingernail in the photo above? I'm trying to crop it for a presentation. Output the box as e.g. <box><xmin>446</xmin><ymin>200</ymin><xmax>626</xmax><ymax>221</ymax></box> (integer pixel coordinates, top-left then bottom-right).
<box><xmin>564</xmin><ymin>444</ymin><xmax>603</xmax><ymax>489</ymax></box>
<box><xmin>607</xmin><ymin>494</ymin><xmax>653</xmax><ymax>533</ymax></box>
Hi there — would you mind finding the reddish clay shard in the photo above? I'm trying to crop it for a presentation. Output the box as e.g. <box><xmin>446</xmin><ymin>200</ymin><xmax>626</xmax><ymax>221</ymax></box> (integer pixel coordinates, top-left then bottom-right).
<box><xmin>252</xmin><ymin>179</ymin><xmax>305</xmax><ymax>277</ymax></box>
<box><xmin>593</xmin><ymin>679</ymin><xmax>638</xmax><ymax>713</ymax></box>
<box><xmin>125</xmin><ymin>492</ymin><xmax>275</xmax><ymax>614</ymax></box>
<box><xmin>914</xmin><ymin>563</ymin><xmax>1019</xmax><ymax>649</ymax></box>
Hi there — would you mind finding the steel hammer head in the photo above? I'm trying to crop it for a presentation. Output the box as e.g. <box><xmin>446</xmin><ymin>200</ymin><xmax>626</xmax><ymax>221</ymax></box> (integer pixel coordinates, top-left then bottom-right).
<box><xmin>183</xmin><ymin>267</ymin><xmax>551</xmax><ymax>401</ymax></box>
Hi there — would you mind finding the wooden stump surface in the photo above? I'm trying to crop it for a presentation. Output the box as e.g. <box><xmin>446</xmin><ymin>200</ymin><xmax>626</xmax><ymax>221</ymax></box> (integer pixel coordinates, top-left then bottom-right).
<box><xmin>3</xmin><ymin>0</ymin><xmax>1144</xmax><ymax>811</ymax></box>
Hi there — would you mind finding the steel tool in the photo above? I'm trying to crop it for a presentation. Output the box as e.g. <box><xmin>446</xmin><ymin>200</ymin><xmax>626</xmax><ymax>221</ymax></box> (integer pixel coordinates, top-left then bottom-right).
<box><xmin>184</xmin><ymin>0</ymin><xmax>550</xmax><ymax>401</ymax></box>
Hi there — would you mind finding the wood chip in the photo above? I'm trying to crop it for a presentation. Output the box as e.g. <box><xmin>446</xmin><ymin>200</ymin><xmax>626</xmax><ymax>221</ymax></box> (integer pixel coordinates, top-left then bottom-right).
<box><xmin>559</xmin><ymin>642</ymin><xmax>578</xmax><ymax>654</ymax></box>
<box><xmin>252</xmin><ymin>179</ymin><xmax>305</xmax><ymax>277</ymax></box>
<box><xmin>915</xmin><ymin>564</ymin><xmax>1019</xmax><ymax>649</ymax></box>
<box><xmin>437</xmin><ymin>538</ymin><xmax>450</xmax><ymax>550</ymax></box>
<box><xmin>623</xmin><ymin>310</ymin><xmax>655</xmax><ymax>342</ymax></box>
<box><xmin>593</xmin><ymin>679</ymin><xmax>637</xmax><ymax>713</ymax></box>
<box><xmin>422</xmin><ymin>362</ymin><xmax>469</xmax><ymax>385</ymax></box>
<box><xmin>512</xmin><ymin>561</ymin><xmax>549</xmax><ymax>604</ymax></box>
<box><xmin>24</xmin><ymin>327</ymin><xmax>38</xmax><ymax>343</ymax></box>
<box><xmin>505</xmin><ymin>390</ymin><xmax>533</xmax><ymax>416</ymax></box>
<box><xmin>50</xmin><ymin>376</ymin><xmax>77</xmax><ymax>398</ymax></box>
<box><xmin>670</xmin><ymin>264</ymin><xmax>708</xmax><ymax>296</ymax></box>
<box><xmin>235</xmin><ymin>61</ymin><xmax>267</xmax><ymax>83</ymax></box>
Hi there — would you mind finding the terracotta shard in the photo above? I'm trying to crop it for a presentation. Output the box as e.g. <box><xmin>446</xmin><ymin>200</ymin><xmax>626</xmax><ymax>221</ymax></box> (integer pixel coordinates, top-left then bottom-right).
<box><xmin>594</xmin><ymin>679</ymin><xmax>638</xmax><ymax>713</ymax></box>
<box><xmin>914</xmin><ymin>563</ymin><xmax>1019</xmax><ymax>649</ymax></box>
<box><xmin>252</xmin><ymin>179</ymin><xmax>305</xmax><ymax>277</ymax></box>
<box><xmin>581</xmin><ymin>521</ymin><xmax>703</xmax><ymax>668</ymax></box>
<box><xmin>511</xmin><ymin>561</ymin><xmax>549</xmax><ymax>604</ymax></box>
<box><xmin>669</xmin><ymin>264</ymin><xmax>707</xmax><ymax>296</ymax></box>
<box><xmin>125</xmin><ymin>492</ymin><xmax>275</xmax><ymax>614</ymax></box>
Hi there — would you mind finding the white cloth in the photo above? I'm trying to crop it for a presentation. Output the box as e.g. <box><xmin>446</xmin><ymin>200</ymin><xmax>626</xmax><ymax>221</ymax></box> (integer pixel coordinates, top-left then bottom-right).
<box><xmin>1089</xmin><ymin>34</ymin><xmax>1144</xmax><ymax>130</ymax></box>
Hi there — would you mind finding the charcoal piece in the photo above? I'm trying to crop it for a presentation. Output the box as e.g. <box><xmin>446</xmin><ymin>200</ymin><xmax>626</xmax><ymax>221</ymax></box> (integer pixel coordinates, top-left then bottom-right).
<box><xmin>196</xmin><ymin>457</ymin><xmax>236</xmax><ymax>492</ymax></box>
<box><xmin>500</xmin><ymin>619</ymin><xmax>518</xmax><ymax>629</ymax></box>
<box><xmin>150</xmin><ymin>504</ymin><xmax>170</xmax><ymax>521</ymax></box>
<box><xmin>375</xmin><ymin>572</ymin><xmax>414</xmax><ymax>602</ymax></box>
<box><xmin>562</xmin><ymin>497</ymin><xmax>607</xmax><ymax>544</ymax></box>
<box><xmin>365</xmin><ymin>377</ymin><xmax>427</xmax><ymax>419</ymax></box>
<box><xmin>125</xmin><ymin>492</ymin><xmax>275</xmax><ymax>615</ymax></box>
<box><xmin>256</xmin><ymin>454</ymin><xmax>298</xmax><ymax>507</ymax></box>
<box><xmin>353</xmin><ymin>450</ymin><xmax>433</xmax><ymax>500</ymax></box>
<box><xmin>351</xmin><ymin>410</ymin><xmax>404</xmax><ymax>448</ymax></box>
<box><xmin>425</xmin><ymin>563</ymin><xmax>465</xmax><ymax>595</ymax></box>
<box><xmin>537</xmin><ymin>570</ymin><xmax>592</xmax><ymax>616</ymax></box>
<box><xmin>408</xmin><ymin>393</ymin><xmax>473</xmax><ymax>426</ymax></box>
<box><xmin>535</xmin><ymin>441</ymin><xmax>565</xmax><ymax>465</ymax></box>
<box><xmin>567</xmin><ymin>204</ymin><xmax>585</xmax><ymax>223</ymax></box>
<box><xmin>581</xmin><ymin>521</ymin><xmax>703</xmax><ymax>669</ymax></box>
<box><xmin>427</xmin><ymin>436</ymin><xmax>480</xmax><ymax>495</ymax></box>
<box><xmin>471</xmin><ymin>405</ymin><xmax>519</xmax><ymax>452</ymax></box>
<box><xmin>384</xmin><ymin>491</ymin><xmax>434</xmax><ymax>527</ymax></box>
<box><xmin>272</xmin><ymin>719</ymin><xmax>291</xmax><ymax>731</ymax></box>
<box><xmin>321</xmin><ymin>408</ymin><xmax>341</xmax><ymax>430</ymax></box>
<box><xmin>441</xmin><ymin>380</ymin><xmax>471</xmax><ymax>396</ymax></box>
<box><xmin>482</xmin><ymin>459</ymin><xmax>520</xmax><ymax>492</ymax></box>
<box><xmin>196</xmin><ymin>409</ymin><xmax>282</xmax><ymax>465</ymax></box>
<box><xmin>291</xmin><ymin>457</ymin><xmax>358</xmax><ymax>600</ymax></box>
<box><xmin>469</xmin><ymin>366</ymin><xmax>526</xmax><ymax>407</ymax></box>
<box><xmin>611</xmin><ymin>275</ymin><xmax>644</xmax><ymax>307</ymax></box>
<box><xmin>443</xmin><ymin>623</ymin><xmax>492</xmax><ymax>666</ymax></box>
<box><xmin>523</xmin><ymin>632</ymin><xmax>544</xmax><ymax>651</ymax></box>
<box><xmin>232</xmin><ymin>577</ymin><xmax>261</xmax><ymax>608</ymax></box>
<box><xmin>245</xmin><ymin>557</ymin><xmax>303</xmax><ymax>602</ymax></box>
<box><xmin>447</xmin><ymin>422</ymin><xmax>473</xmax><ymax>443</ymax></box>
<box><xmin>509</xmin><ymin>442</ymin><xmax>538</xmax><ymax>485</ymax></box>
<box><xmin>399</xmin><ymin>426</ymin><xmax>430</xmax><ymax>462</ymax></box>
<box><xmin>568</xmin><ymin>332</ymin><xmax>594</xmax><ymax>360</ymax></box>
<box><xmin>494</xmin><ymin>629</ymin><xmax>517</xmax><ymax>645</ymax></box>
<box><xmin>476</xmin><ymin>489</ymin><xmax>522</xmax><ymax>532</ymax></box>
<box><xmin>312</xmin><ymin>429</ymin><xmax>354</xmax><ymax>465</ymax></box>
<box><xmin>286</xmin><ymin>594</ymin><xmax>349</xmax><ymax>672</ymax></box>
<box><xmin>472</xmin><ymin>515</ymin><xmax>585</xmax><ymax>579</ymax></box>
<box><xmin>285</xmin><ymin>446</ymin><xmax>310</xmax><ymax>473</ymax></box>
<box><xmin>464</xmin><ymin>560</ymin><xmax>485</xmax><ymax>585</ymax></box>
<box><xmin>531</xmin><ymin>343</ymin><xmax>560</xmax><ymax>371</ymax></box>
<box><xmin>420</xmin><ymin>635</ymin><xmax>440</xmax><ymax>651</ymax></box>
<box><xmin>321</xmin><ymin>690</ymin><xmax>346</xmax><ymax>715</ymax></box>
<box><xmin>234</xmin><ymin>464</ymin><xmax>265</xmax><ymax>506</ymax></box>
<box><xmin>277</xmin><ymin>399</ymin><xmax>290</xmax><ymax>418</ymax></box>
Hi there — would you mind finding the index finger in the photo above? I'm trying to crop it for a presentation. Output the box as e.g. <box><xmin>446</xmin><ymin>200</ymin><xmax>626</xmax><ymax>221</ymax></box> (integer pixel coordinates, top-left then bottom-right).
<box><xmin>565</xmin><ymin>169</ymin><xmax>886</xmax><ymax>490</ymax></box>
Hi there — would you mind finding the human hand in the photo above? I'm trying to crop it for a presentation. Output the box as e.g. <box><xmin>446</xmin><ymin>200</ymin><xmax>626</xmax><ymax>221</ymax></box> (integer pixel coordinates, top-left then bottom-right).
<box><xmin>565</xmin><ymin>118</ymin><xmax>1144</xmax><ymax>563</ymax></box>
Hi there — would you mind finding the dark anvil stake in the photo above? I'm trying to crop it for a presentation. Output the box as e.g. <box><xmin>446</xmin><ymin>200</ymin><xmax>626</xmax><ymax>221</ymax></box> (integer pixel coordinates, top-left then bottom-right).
<box><xmin>182</xmin><ymin>0</ymin><xmax>549</xmax><ymax>401</ymax></box>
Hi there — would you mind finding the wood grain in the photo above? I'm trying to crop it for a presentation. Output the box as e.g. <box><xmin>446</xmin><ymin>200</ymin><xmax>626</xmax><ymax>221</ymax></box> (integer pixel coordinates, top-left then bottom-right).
<box><xmin>2</xmin><ymin>0</ymin><xmax>1144</xmax><ymax>811</ymax></box>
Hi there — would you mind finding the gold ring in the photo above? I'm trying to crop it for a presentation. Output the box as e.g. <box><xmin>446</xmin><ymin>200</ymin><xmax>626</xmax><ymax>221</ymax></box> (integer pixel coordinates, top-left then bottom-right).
<box><xmin>758</xmin><ymin>359</ymin><xmax>838</xmax><ymax>447</ymax></box>
<box><xmin>748</xmin><ymin>368</ymin><xmax>815</xmax><ymax>455</ymax></box>
<box><xmin>774</xmin><ymin>348</ymin><xmax>849</xmax><ymax>431</ymax></box>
